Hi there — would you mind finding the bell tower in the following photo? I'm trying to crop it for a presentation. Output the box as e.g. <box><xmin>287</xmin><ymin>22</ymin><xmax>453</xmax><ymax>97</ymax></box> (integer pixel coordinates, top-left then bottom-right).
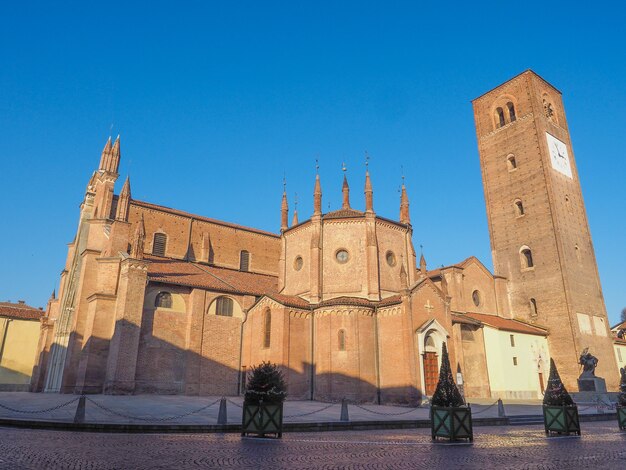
<box><xmin>472</xmin><ymin>70</ymin><xmax>617</xmax><ymax>390</ymax></box>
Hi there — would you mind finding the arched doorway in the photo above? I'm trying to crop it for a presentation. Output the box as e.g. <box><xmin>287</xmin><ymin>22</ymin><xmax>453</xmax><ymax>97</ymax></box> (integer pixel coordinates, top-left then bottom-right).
<box><xmin>423</xmin><ymin>333</ymin><xmax>439</xmax><ymax>396</ymax></box>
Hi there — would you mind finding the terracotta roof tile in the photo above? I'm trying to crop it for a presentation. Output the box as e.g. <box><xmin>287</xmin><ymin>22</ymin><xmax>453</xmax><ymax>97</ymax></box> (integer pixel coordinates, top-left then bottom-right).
<box><xmin>266</xmin><ymin>293</ymin><xmax>311</xmax><ymax>309</ymax></box>
<box><xmin>0</xmin><ymin>302</ymin><xmax>44</xmax><ymax>321</ymax></box>
<box><xmin>132</xmin><ymin>200</ymin><xmax>279</xmax><ymax>238</ymax></box>
<box><xmin>146</xmin><ymin>256</ymin><xmax>278</xmax><ymax>296</ymax></box>
<box><xmin>323</xmin><ymin>208</ymin><xmax>364</xmax><ymax>219</ymax></box>
<box><xmin>451</xmin><ymin>313</ymin><xmax>483</xmax><ymax>326</ymax></box>
<box><xmin>464</xmin><ymin>312</ymin><xmax>548</xmax><ymax>336</ymax></box>
<box><xmin>258</xmin><ymin>294</ymin><xmax>403</xmax><ymax>310</ymax></box>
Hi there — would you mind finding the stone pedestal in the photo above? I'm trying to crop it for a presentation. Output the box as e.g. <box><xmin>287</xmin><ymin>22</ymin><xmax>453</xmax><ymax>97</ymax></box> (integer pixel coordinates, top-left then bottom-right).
<box><xmin>577</xmin><ymin>377</ymin><xmax>607</xmax><ymax>393</ymax></box>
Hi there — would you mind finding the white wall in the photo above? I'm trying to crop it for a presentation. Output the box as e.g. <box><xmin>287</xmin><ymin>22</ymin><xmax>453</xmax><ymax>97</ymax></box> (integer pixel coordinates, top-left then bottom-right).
<box><xmin>483</xmin><ymin>326</ymin><xmax>549</xmax><ymax>399</ymax></box>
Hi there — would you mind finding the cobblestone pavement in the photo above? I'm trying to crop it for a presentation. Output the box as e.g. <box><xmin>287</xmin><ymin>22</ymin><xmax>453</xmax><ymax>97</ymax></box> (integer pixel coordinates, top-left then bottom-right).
<box><xmin>1</xmin><ymin>421</ymin><xmax>625</xmax><ymax>469</ymax></box>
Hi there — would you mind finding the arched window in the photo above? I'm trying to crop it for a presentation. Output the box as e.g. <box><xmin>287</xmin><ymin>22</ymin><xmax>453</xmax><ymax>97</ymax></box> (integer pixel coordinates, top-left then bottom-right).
<box><xmin>240</xmin><ymin>250</ymin><xmax>250</xmax><ymax>272</ymax></box>
<box><xmin>215</xmin><ymin>296</ymin><xmax>234</xmax><ymax>317</ymax></box>
<box><xmin>507</xmin><ymin>154</ymin><xmax>517</xmax><ymax>171</ymax></box>
<box><xmin>530</xmin><ymin>298</ymin><xmax>538</xmax><ymax>317</ymax></box>
<box><xmin>263</xmin><ymin>309</ymin><xmax>271</xmax><ymax>348</ymax></box>
<box><xmin>507</xmin><ymin>102</ymin><xmax>516</xmax><ymax>122</ymax></box>
<box><xmin>520</xmin><ymin>247</ymin><xmax>534</xmax><ymax>269</ymax></box>
<box><xmin>495</xmin><ymin>107</ymin><xmax>506</xmax><ymax>128</ymax></box>
<box><xmin>338</xmin><ymin>329</ymin><xmax>346</xmax><ymax>351</ymax></box>
<box><xmin>515</xmin><ymin>199</ymin><xmax>525</xmax><ymax>216</ymax></box>
<box><xmin>424</xmin><ymin>334</ymin><xmax>436</xmax><ymax>350</ymax></box>
<box><xmin>153</xmin><ymin>233</ymin><xmax>167</xmax><ymax>256</ymax></box>
<box><xmin>155</xmin><ymin>292</ymin><xmax>172</xmax><ymax>308</ymax></box>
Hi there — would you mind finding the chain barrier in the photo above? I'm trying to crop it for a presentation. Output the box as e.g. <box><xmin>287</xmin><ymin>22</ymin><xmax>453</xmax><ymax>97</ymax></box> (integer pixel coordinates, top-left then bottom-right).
<box><xmin>468</xmin><ymin>400</ymin><xmax>500</xmax><ymax>415</ymax></box>
<box><xmin>351</xmin><ymin>403</ymin><xmax>422</xmax><ymax>416</ymax></box>
<box><xmin>284</xmin><ymin>403</ymin><xmax>336</xmax><ymax>418</ymax></box>
<box><xmin>0</xmin><ymin>396</ymin><xmax>81</xmax><ymax>414</ymax></box>
<box><xmin>226</xmin><ymin>398</ymin><xmax>243</xmax><ymax>409</ymax></box>
<box><xmin>84</xmin><ymin>396</ymin><xmax>221</xmax><ymax>422</ymax></box>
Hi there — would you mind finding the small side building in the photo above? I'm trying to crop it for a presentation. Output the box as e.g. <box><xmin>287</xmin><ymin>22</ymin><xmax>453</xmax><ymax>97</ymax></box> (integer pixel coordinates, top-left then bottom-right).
<box><xmin>0</xmin><ymin>301</ymin><xmax>44</xmax><ymax>391</ymax></box>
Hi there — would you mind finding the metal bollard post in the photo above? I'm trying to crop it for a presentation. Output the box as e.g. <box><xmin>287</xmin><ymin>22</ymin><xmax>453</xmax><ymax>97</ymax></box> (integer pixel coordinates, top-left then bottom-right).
<box><xmin>217</xmin><ymin>397</ymin><xmax>228</xmax><ymax>425</ymax></box>
<box><xmin>497</xmin><ymin>398</ymin><xmax>506</xmax><ymax>417</ymax></box>
<box><xmin>74</xmin><ymin>395</ymin><xmax>86</xmax><ymax>424</ymax></box>
<box><xmin>340</xmin><ymin>398</ymin><xmax>349</xmax><ymax>422</ymax></box>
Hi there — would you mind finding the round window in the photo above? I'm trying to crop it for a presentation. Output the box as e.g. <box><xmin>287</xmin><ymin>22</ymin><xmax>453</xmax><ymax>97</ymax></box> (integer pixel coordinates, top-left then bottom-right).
<box><xmin>472</xmin><ymin>290</ymin><xmax>481</xmax><ymax>307</ymax></box>
<box><xmin>386</xmin><ymin>251</ymin><xmax>396</xmax><ymax>267</ymax></box>
<box><xmin>294</xmin><ymin>256</ymin><xmax>303</xmax><ymax>271</ymax></box>
<box><xmin>335</xmin><ymin>249</ymin><xmax>349</xmax><ymax>264</ymax></box>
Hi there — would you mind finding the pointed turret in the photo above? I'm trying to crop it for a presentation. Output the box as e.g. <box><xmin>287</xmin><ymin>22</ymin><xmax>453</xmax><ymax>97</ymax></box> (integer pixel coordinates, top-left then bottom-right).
<box><xmin>281</xmin><ymin>188</ymin><xmax>288</xmax><ymax>232</ymax></box>
<box><xmin>109</xmin><ymin>135</ymin><xmax>121</xmax><ymax>174</ymax></box>
<box><xmin>313</xmin><ymin>174</ymin><xmax>322</xmax><ymax>215</ymax></box>
<box><xmin>342</xmin><ymin>174</ymin><xmax>350</xmax><ymax>209</ymax></box>
<box><xmin>364</xmin><ymin>170</ymin><xmax>374</xmax><ymax>213</ymax></box>
<box><xmin>50</xmin><ymin>290</ymin><xmax>56</xmax><ymax>301</ymax></box>
<box><xmin>130</xmin><ymin>215</ymin><xmax>146</xmax><ymax>260</ymax></box>
<box><xmin>400</xmin><ymin>262</ymin><xmax>408</xmax><ymax>290</ymax></box>
<box><xmin>116</xmin><ymin>176</ymin><xmax>132</xmax><ymax>222</ymax></box>
<box><xmin>400</xmin><ymin>183</ymin><xmax>410</xmax><ymax>224</ymax></box>
<box><xmin>420</xmin><ymin>252</ymin><xmax>427</xmax><ymax>275</ymax></box>
<box><xmin>98</xmin><ymin>137</ymin><xmax>112</xmax><ymax>171</ymax></box>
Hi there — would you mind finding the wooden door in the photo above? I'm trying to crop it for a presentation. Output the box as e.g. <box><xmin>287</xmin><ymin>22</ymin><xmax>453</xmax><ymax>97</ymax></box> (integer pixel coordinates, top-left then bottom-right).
<box><xmin>423</xmin><ymin>352</ymin><xmax>439</xmax><ymax>396</ymax></box>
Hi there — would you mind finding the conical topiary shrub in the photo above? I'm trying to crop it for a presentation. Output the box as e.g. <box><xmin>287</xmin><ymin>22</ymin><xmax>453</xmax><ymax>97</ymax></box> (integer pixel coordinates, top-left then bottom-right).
<box><xmin>242</xmin><ymin>362</ymin><xmax>287</xmax><ymax>438</ymax></box>
<box><xmin>543</xmin><ymin>358</ymin><xmax>574</xmax><ymax>406</ymax></box>
<box><xmin>430</xmin><ymin>342</ymin><xmax>472</xmax><ymax>442</ymax></box>
<box><xmin>244</xmin><ymin>361</ymin><xmax>287</xmax><ymax>405</ymax></box>
<box><xmin>617</xmin><ymin>367</ymin><xmax>626</xmax><ymax>430</ymax></box>
<box><xmin>431</xmin><ymin>342</ymin><xmax>465</xmax><ymax>407</ymax></box>
<box><xmin>542</xmin><ymin>358</ymin><xmax>580</xmax><ymax>436</ymax></box>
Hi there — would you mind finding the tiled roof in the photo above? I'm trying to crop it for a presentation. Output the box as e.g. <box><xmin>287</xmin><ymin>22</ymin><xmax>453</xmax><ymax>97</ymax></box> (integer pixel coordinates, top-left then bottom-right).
<box><xmin>132</xmin><ymin>200</ymin><xmax>279</xmax><ymax>238</ymax></box>
<box><xmin>611</xmin><ymin>320</ymin><xmax>626</xmax><ymax>331</ymax></box>
<box><xmin>146</xmin><ymin>256</ymin><xmax>278</xmax><ymax>296</ymax></box>
<box><xmin>323</xmin><ymin>208</ymin><xmax>365</xmax><ymax>219</ymax></box>
<box><xmin>464</xmin><ymin>312</ymin><xmax>548</xmax><ymax>336</ymax></box>
<box><xmin>0</xmin><ymin>302</ymin><xmax>44</xmax><ymax>321</ymax></box>
<box><xmin>451</xmin><ymin>313</ymin><xmax>483</xmax><ymax>326</ymax></box>
<box><xmin>266</xmin><ymin>293</ymin><xmax>311</xmax><ymax>309</ymax></box>
<box><xmin>260</xmin><ymin>294</ymin><xmax>403</xmax><ymax>310</ymax></box>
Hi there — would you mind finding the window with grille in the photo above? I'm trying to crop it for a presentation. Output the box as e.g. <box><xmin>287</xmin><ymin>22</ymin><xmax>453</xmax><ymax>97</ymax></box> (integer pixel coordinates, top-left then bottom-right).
<box><xmin>507</xmin><ymin>102</ymin><xmax>516</xmax><ymax>122</ymax></box>
<box><xmin>338</xmin><ymin>330</ymin><xmax>346</xmax><ymax>351</ymax></box>
<box><xmin>153</xmin><ymin>233</ymin><xmax>167</xmax><ymax>256</ymax></box>
<box><xmin>495</xmin><ymin>107</ymin><xmax>506</xmax><ymax>128</ymax></box>
<box><xmin>240</xmin><ymin>250</ymin><xmax>250</xmax><ymax>272</ymax></box>
<box><xmin>263</xmin><ymin>309</ymin><xmax>271</xmax><ymax>348</ymax></box>
<box><xmin>155</xmin><ymin>292</ymin><xmax>172</xmax><ymax>308</ymax></box>
<box><xmin>215</xmin><ymin>296</ymin><xmax>233</xmax><ymax>317</ymax></box>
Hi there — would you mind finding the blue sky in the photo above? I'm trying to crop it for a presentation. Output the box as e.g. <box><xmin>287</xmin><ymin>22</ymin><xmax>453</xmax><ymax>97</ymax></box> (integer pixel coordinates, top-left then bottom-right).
<box><xmin>1</xmin><ymin>1</ymin><xmax>624</xmax><ymax>323</ymax></box>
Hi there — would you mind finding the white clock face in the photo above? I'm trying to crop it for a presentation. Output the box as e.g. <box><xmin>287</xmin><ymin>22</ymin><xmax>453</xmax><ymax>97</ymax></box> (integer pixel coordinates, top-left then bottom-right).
<box><xmin>546</xmin><ymin>133</ymin><xmax>573</xmax><ymax>178</ymax></box>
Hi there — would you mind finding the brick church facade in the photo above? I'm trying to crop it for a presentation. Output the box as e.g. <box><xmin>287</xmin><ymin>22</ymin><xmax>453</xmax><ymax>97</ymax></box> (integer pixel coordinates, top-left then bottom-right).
<box><xmin>31</xmin><ymin>71</ymin><xmax>618</xmax><ymax>402</ymax></box>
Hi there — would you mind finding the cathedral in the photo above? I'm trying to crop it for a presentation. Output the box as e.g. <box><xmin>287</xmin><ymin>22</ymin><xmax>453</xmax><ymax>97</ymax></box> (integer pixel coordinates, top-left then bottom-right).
<box><xmin>31</xmin><ymin>70</ymin><xmax>619</xmax><ymax>403</ymax></box>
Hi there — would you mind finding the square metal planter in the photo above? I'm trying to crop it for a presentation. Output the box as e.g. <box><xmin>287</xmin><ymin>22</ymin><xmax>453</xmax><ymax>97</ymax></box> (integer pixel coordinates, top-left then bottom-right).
<box><xmin>543</xmin><ymin>405</ymin><xmax>580</xmax><ymax>436</ymax></box>
<box><xmin>241</xmin><ymin>402</ymin><xmax>283</xmax><ymax>438</ymax></box>
<box><xmin>617</xmin><ymin>405</ymin><xmax>626</xmax><ymax>431</ymax></box>
<box><xmin>430</xmin><ymin>405</ymin><xmax>473</xmax><ymax>442</ymax></box>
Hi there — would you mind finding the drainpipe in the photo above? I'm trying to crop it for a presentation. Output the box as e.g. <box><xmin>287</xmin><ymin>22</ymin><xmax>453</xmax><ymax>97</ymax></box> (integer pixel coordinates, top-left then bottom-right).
<box><xmin>374</xmin><ymin>308</ymin><xmax>381</xmax><ymax>404</ymax></box>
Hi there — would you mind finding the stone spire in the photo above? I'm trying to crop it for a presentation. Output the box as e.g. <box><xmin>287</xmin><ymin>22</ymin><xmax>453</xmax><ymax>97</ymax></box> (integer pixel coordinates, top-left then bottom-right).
<box><xmin>98</xmin><ymin>137</ymin><xmax>112</xmax><ymax>171</ymax></box>
<box><xmin>364</xmin><ymin>171</ymin><xmax>373</xmax><ymax>213</ymax></box>
<box><xmin>400</xmin><ymin>180</ymin><xmax>410</xmax><ymax>224</ymax></box>
<box><xmin>109</xmin><ymin>135</ymin><xmax>121</xmax><ymax>174</ymax></box>
<box><xmin>130</xmin><ymin>215</ymin><xmax>146</xmax><ymax>260</ymax></box>
<box><xmin>291</xmin><ymin>193</ymin><xmax>299</xmax><ymax>226</ymax></box>
<box><xmin>116</xmin><ymin>176</ymin><xmax>131</xmax><ymax>222</ymax></box>
<box><xmin>419</xmin><ymin>250</ymin><xmax>427</xmax><ymax>275</ymax></box>
<box><xmin>50</xmin><ymin>290</ymin><xmax>56</xmax><ymax>300</ymax></box>
<box><xmin>281</xmin><ymin>179</ymin><xmax>289</xmax><ymax>232</ymax></box>
<box><xmin>313</xmin><ymin>170</ymin><xmax>322</xmax><ymax>216</ymax></box>
<box><xmin>342</xmin><ymin>163</ymin><xmax>350</xmax><ymax>209</ymax></box>
<box><xmin>400</xmin><ymin>262</ymin><xmax>408</xmax><ymax>290</ymax></box>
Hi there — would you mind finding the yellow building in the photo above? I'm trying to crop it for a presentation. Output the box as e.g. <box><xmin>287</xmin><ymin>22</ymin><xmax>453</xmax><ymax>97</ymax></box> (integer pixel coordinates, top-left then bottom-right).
<box><xmin>0</xmin><ymin>301</ymin><xmax>44</xmax><ymax>391</ymax></box>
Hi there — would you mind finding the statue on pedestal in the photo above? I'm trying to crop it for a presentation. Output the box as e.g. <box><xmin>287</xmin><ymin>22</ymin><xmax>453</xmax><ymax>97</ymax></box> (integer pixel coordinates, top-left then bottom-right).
<box><xmin>577</xmin><ymin>347</ymin><xmax>606</xmax><ymax>393</ymax></box>
<box><xmin>578</xmin><ymin>348</ymin><xmax>598</xmax><ymax>377</ymax></box>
